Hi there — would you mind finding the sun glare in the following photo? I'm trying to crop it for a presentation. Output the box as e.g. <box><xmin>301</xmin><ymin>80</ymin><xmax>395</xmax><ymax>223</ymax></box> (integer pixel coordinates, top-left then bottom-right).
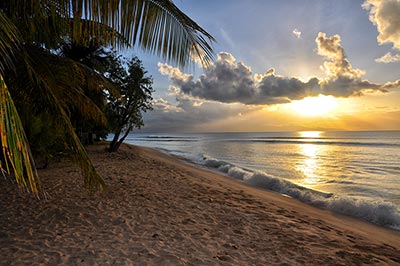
<box><xmin>290</xmin><ymin>95</ymin><xmax>338</xmax><ymax>116</ymax></box>
<box><xmin>299</xmin><ymin>131</ymin><xmax>321</xmax><ymax>138</ymax></box>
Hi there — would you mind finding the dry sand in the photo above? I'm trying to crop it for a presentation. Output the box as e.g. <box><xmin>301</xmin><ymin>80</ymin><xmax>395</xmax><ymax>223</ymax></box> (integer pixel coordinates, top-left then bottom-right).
<box><xmin>0</xmin><ymin>143</ymin><xmax>399</xmax><ymax>265</ymax></box>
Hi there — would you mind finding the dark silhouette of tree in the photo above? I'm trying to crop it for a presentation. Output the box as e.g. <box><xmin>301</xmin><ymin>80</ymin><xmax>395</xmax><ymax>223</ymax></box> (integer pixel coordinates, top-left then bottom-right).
<box><xmin>0</xmin><ymin>0</ymin><xmax>215</xmax><ymax>195</ymax></box>
<box><xmin>106</xmin><ymin>55</ymin><xmax>153</xmax><ymax>152</ymax></box>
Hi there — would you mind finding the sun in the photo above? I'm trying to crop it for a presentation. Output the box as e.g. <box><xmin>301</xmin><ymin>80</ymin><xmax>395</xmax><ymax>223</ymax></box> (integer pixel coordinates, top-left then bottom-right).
<box><xmin>289</xmin><ymin>95</ymin><xmax>338</xmax><ymax>116</ymax></box>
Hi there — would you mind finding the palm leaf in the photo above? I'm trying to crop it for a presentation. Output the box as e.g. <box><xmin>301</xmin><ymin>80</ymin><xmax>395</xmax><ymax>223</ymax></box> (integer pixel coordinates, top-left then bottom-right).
<box><xmin>68</xmin><ymin>19</ymin><xmax>131</xmax><ymax>50</ymax></box>
<box><xmin>72</xmin><ymin>0</ymin><xmax>216</xmax><ymax>67</ymax></box>
<box><xmin>21</xmin><ymin>55</ymin><xmax>106</xmax><ymax>191</ymax></box>
<box><xmin>0</xmin><ymin>11</ymin><xmax>22</xmax><ymax>74</ymax></box>
<box><xmin>135</xmin><ymin>0</ymin><xmax>216</xmax><ymax>67</ymax></box>
<box><xmin>0</xmin><ymin>0</ymin><xmax>215</xmax><ymax>194</ymax></box>
<box><xmin>38</xmin><ymin>77</ymin><xmax>106</xmax><ymax>191</ymax></box>
<box><xmin>0</xmin><ymin>74</ymin><xmax>41</xmax><ymax>195</ymax></box>
<box><xmin>5</xmin><ymin>46</ymin><xmax>107</xmax><ymax>192</ymax></box>
<box><xmin>3</xmin><ymin>0</ymin><xmax>215</xmax><ymax>67</ymax></box>
<box><xmin>28</xmin><ymin>47</ymin><xmax>109</xmax><ymax>125</ymax></box>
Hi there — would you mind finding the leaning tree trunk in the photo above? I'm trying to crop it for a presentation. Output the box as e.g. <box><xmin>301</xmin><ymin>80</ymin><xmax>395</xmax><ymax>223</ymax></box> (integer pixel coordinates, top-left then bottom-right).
<box><xmin>108</xmin><ymin>127</ymin><xmax>132</xmax><ymax>152</ymax></box>
<box><xmin>108</xmin><ymin>129</ymin><xmax>121</xmax><ymax>152</ymax></box>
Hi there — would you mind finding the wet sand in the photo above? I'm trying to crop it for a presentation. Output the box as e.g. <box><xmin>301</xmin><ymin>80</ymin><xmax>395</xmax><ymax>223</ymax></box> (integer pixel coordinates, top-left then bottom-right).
<box><xmin>0</xmin><ymin>144</ymin><xmax>399</xmax><ymax>265</ymax></box>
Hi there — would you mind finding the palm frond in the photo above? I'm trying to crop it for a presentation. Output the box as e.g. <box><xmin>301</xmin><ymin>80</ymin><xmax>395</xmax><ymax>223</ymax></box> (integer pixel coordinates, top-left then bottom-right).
<box><xmin>6</xmin><ymin>46</ymin><xmax>107</xmax><ymax>192</ymax></box>
<box><xmin>31</xmin><ymin>48</ymin><xmax>108</xmax><ymax>125</ymax></box>
<box><xmin>0</xmin><ymin>0</ymin><xmax>215</xmax><ymax>194</ymax></box>
<box><xmin>25</xmin><ymin>63</ymin><xmax>106</xmax><ymax>191</ymax></box>
<box><xmin>117</xmin><ymin>0</ymin><xmax>216</xmax><ymax>67</ymax></box>
<box><xmin>68</xmin><ymin>19</ymin><xmax>132</xmax><ymax>50</ymax></box>
<box><xmin>3</xmin><ymin>0</ymin><xmax>215</xmax><ymax>67</ymax></box>
<box><xmin>70</xmin><ymin>0</ymin><xmax>216</xmax><ymax>67</ymax></box>
<box><xmin>0</xmin><ymin>12</ymin><xmax>22</xmax><ymax>75</ymax></box>
<box><xmin>9</xmin><ymin>46</ymin><xmax>109</xmax><ymax>126</ymax></box>
<box><xmin>136</xmin><ymin>0</ymin><xmax>216</xmax><ymax>67</ymax></box>
<box><xmin>0</xmin><ymin>74</ymin><xmax>41</xmax><ymax>195</ymax></box>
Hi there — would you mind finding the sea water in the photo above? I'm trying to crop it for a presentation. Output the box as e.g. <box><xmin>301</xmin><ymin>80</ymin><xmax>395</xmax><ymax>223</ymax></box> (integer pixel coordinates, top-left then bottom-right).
<box><xmin>119</xmin><ymin>131</ymin><xmax>400</xmax><ymax>230</ymax></box>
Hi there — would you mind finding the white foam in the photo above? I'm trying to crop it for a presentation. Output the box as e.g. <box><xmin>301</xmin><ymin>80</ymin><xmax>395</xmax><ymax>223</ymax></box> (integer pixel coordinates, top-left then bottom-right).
<box><xmin>201</xmin><ymin>156</ymin><xmax>400</xmax><ymax>230</ymax></box>
<box><xmin>326</xmin><ymin>197</ymin><xmax>400</xmax><ymax>229</ymax></box>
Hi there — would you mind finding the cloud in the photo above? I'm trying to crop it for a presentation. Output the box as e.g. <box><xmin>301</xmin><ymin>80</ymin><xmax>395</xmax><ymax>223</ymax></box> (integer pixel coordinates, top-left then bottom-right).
<box><xmin>142</xmin><ymin>93</ymin><xmax>256</xmax><ymax>132</ymax></box>
<box><xmin>152</xmin><ymin>98</ymin><xmax>184</xmax><ymax>113</ymax></box>
<box><xmin>320</xmin><ymin>76</ymin><xmax>383</xmax><ymax>97</ymax></box>
<box><xmin>293</xmin><ymin>29</ymin><xmax>302</xmax><ymax>39</ymax></box>
<box><xmin>315</xmin><ymin>32</ymin><xmax>385</xmax><ymax>96</ymax></box>
<box><xmin>375</xmin><ymin>52</ymin><xmax>400</xmax><ymax>63</ymax></box>
<box><xmin>315</xmin><ymin>32</ymin><xmax>365</xmax><ymax>79</ymax></box>
<box><xmin>363</xmin><ymin>0</ymin><xmax>400</xmax><ymax>49</ymax></box>
<box><xmin>256</xmin><ymin>69</ymin><xmax>320</xmax><ymax>102</ymax></box>
<box><xmin>159</xmin><ymin>52</ymin><xmax>263</xmax><ymax>104</ymax></box>
<box><xmin>382</xmin><ymin>79</ymin><xmax>400</xmax><ymax>90</ymax></box>
<box><xmin>363</xmin><ymin>0</ymin><xmax>400</xmax><ymax>62</ymax></box>
<box><xmin>159</xmin><ymin>33</ymin><xmax>398</xmax><ymax>105</ymax></box>
<box><xmin>158</xmin><ymin>52</ymin><xmax>318</xmax><ymax>105</ymax></box>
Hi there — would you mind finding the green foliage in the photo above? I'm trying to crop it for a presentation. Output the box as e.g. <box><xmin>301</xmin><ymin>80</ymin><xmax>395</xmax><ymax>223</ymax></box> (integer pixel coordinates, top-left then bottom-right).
<box><xmin>106</xmin><ymin>54</ymin><xmax>154</xmax><ymax>152</ymax></box>
<box><xmin>60</xmin><ymin>42</ymin><xmax>112</xmax><ymax>143</ymax></box>
<box><xmin>0</xmin><ymin>75</ymin><xmax>40</xmax><ymax>194</ymax></box>
<box><xmin>4</xmin><ymin>45</ymin><xmax>107</xmax><ymax>192</ymax></box>
<box><xmin>1</xmin><ymin>0</ymin><xmax>215</xmax><ymax>67</ymax></box>
<box><xmin>18</xmin><ymin>107</ymin><xmax>65</xmax><ymax>167</ymax></box>
<box><xmin>0</xmin><ymin>0</ymin><xmax>214</xmax><ymax>195</ymax></box>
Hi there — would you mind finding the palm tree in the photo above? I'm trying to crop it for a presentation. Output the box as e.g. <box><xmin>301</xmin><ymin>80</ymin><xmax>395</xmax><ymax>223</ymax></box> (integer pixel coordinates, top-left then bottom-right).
<box><xmin>0</xmin><ymin>0</ymin><xmax>215</xmax><ymax>195</ymax></box>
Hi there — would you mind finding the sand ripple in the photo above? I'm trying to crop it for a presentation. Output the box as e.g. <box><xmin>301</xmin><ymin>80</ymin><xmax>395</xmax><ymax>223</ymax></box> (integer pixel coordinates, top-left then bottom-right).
<box><xmin>0</xmin><ymin>144</ymin><xmax>399</xmax><ymax>265</ymax></box>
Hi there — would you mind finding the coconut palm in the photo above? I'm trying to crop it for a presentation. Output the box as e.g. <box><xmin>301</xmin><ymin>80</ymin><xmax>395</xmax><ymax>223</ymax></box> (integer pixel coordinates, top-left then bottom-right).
<box><xmin>0</xmin><ymin>0</ymin><xmax>215</xmax><ymax>195</ymax></box>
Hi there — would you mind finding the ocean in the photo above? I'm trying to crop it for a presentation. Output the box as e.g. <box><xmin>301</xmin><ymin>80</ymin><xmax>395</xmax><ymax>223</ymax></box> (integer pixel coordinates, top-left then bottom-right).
<box><xmin>119</xmin><ymin>130</ymin><xmax>400</xmax><ymax>230</ymax></box>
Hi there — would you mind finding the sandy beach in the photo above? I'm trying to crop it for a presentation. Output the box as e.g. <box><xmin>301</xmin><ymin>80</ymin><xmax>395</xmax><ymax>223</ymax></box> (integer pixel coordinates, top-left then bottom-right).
<box><xmin>0</xmin><ymin>143</ymin><xmax>399</xmax><ymax>265</ymax></box>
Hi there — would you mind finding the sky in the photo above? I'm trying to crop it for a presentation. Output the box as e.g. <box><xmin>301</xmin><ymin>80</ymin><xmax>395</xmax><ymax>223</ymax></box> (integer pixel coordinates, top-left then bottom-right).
<box><xmin>128</xmin><ymin>0</ymin><xmax>400</xmax><ymax>133</ymax></box>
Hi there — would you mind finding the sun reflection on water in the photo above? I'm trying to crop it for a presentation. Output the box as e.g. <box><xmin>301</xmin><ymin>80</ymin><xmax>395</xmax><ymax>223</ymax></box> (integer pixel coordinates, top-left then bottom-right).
<box><xmin>296</xmin><ymin>132</ymin><xmax>325</xmax><ymax>187</ymax></box>
<box><xmin>298</xmin><ymin>144</ymin><xmax>320</xmax><ymax>185</ymax></box>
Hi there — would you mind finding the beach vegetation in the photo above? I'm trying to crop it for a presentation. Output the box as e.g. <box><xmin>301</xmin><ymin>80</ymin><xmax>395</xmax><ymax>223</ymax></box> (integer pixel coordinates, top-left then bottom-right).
<box><xmin>0</xmin><ymin>0</ymin><xmax>215</xmax><ymax>195</ymax></box>
<box><xmin>106</xmin><ymin>55</ymin><xmax>154</xmax><ymax>152</ymax></box>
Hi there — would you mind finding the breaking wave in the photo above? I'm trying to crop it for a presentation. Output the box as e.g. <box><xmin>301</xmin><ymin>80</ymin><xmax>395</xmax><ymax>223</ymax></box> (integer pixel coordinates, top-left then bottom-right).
<box><xmin>201</xmin><ymin>155</ymin><xmax>400</xmax><ymax>230</ymax></box>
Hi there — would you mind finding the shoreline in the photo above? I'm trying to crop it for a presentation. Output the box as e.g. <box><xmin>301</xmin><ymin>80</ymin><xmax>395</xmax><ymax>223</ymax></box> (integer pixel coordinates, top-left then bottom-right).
<box><xmin>125</xmin><ymin>130</ymin><xmax>400</xmax><ymax>230</ymax></box>
<box><xmin>1</xmin><ymin>143</ymin><xmax>399</xmax><ymax>265</ymax></box>
<box><xmin>165</xmin><ymin>147</ymin><xmax>400</xmax><ymax>232</ymax></box>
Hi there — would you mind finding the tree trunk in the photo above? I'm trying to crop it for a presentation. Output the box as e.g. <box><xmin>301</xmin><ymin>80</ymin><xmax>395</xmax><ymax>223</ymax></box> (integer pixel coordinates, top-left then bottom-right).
<box><xmin>108</xmin><ymin>129</ymin><xmax>121</xmax><ymax>152</ymax></box>
<box><xmin>108</xmin><ymin>127</ymin><xmax>132</xmax><ymax>152</ymax></box>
